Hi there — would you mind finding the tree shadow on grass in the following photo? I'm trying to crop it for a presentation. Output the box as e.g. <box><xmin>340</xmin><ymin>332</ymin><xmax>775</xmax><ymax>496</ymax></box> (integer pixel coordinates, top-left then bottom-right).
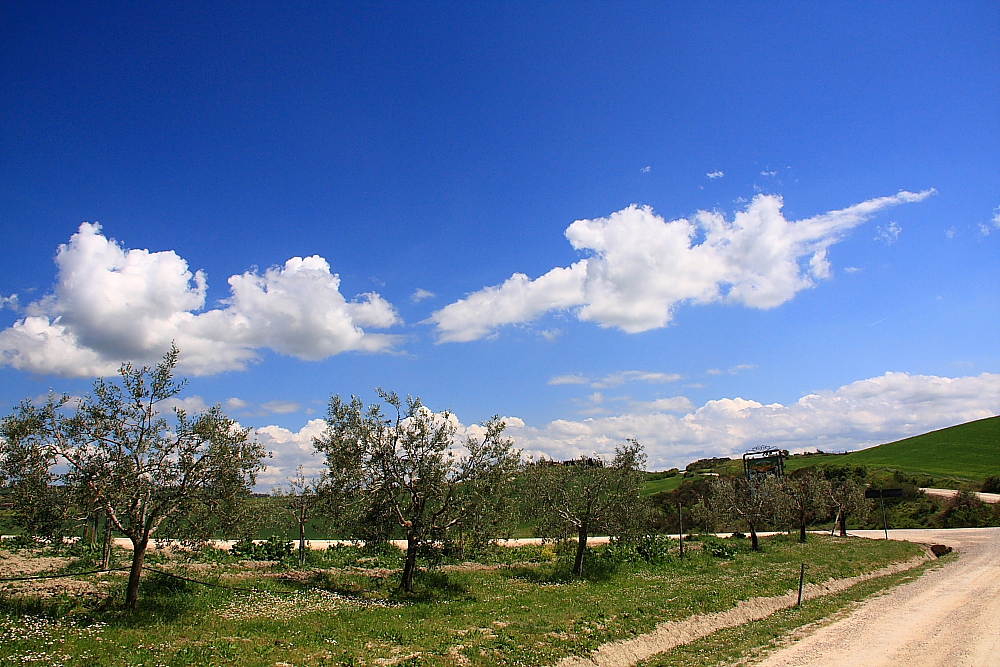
<box><xmin>392</xmin><ymin>570</ymin><xmax>474</xmax><ymax>604</ymax></box>
<box><xmin>503</xmin><ymin>554</ymin><xmax>619</xmax><ymax>584</ymax></box>
<box><xmin>0</xmin><ymin>571</ymin><xmax>235</xmax><ymax>627</ymax></box>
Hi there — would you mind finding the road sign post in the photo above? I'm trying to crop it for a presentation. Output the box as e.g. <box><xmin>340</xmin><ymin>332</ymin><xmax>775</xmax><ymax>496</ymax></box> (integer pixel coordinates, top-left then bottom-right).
<box><xmin>865</xmin><ymin>488</ymin><xmax>904</xmax><ymax>539</ymax></box>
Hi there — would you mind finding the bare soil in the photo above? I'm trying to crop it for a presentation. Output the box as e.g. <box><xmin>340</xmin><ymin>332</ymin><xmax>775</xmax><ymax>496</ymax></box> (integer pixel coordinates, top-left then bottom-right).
<box><xmin>0</xmin><ymin>549</ymin><xmax>103</xmax><ymax>599</ymax></box>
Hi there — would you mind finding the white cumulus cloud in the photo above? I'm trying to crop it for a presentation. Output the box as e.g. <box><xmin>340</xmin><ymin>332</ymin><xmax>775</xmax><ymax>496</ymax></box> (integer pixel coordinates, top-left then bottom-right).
<box><xmin>0</xmin><ymin>223</ymin><xmax>401</xmax><ymax>377</ymax></box>
<box><xmin>430</xmin><ymin>190</ymin><xmax>933</xmax><ymax>342</ymax></box>
<box><xmin>504</xmin><ymin>371</ymin><xmax>999</xmax><ymax>468</ymax></box>
<box><xmin>251</xmin><ymin>371</ymin><xmax>997</xmax><ymax>488</ymax></box>
<box><xmin>707</xmin><ymin>171</ymin><xmax>725</xmax><ymax>179</ymax></box>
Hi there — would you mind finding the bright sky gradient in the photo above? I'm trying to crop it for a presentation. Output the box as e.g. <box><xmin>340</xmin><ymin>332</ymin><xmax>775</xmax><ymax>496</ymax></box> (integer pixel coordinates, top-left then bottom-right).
<box><xmin>2</xmin><ymin>2</ymin><xmax>997</xmax><ymax>487</ymax></box>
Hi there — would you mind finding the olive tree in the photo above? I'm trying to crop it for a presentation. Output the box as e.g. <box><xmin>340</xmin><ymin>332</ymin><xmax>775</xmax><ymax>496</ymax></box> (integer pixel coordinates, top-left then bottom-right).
<box><xmin>708</xmin><ymin>474</ymin><xmax>783</xmax><ymax>551</ymax></box>
<box><xmin>275</xmin><ymin>465</ymin><xmax>323</xmax><ymax>566</ymax></box>
<box><xmin>313</xmin><ymin>389</ymin><xmax>521</xmax><ymax>593</ymax></box>
<box><xmin>827</xmin><ymin>474</ymin><xmax>869</xmax><ymax>536</ymax></box>
<box><xmin>777</xmin><ymin>469</ymin><xmax>832</xmax><ymax>542</ymax></box>
<box><xmin>531</xmin><ymin>440</ymin><xmax>648</xmax><ymax>576</ymax></box>
<box><xmin>0</xmin><ymin>347</ymin><xmax>266</xmax><ymax>609</ymax></box>
<box><xmin>0</xmin><ymin>428</ymin><xmax>68</xmax><ymax>539</ymax></box>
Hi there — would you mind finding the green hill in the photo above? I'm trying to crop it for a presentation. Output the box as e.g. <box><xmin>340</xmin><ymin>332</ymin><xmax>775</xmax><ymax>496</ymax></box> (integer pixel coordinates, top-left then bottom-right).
<box><xmin>644</xmin><ymin>416</ymin><xmax>1000</xmax><ymax>495</ymax></box>
<box><xmin>837</xmin><ymin>416</ymin><xmax>1000</xmax><ymax>481</ymax></box>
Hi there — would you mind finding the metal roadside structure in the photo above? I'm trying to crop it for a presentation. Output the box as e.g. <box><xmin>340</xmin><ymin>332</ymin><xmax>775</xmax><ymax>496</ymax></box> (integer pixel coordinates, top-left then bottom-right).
<box><xmin>743</xmin><ymin>447</ymin><xmax>787</xmax><ymax>480</ymax></box>
<box><xmin>865</xmin><ymin>487</ymin><xmax>904</xmax><ymax>538</ymax></box>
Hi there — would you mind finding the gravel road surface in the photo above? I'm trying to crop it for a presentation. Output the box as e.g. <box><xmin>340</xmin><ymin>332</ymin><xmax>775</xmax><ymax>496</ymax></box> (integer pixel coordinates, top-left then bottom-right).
<box><xmin>755</xmin><ymin>527</ymin><xmax>1000</xmax><ymax>667</ymax></box>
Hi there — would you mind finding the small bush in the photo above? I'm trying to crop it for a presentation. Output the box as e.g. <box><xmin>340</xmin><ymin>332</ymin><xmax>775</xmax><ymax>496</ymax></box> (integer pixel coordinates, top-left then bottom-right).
<box><xmin>700</xmin><ymin>536</ymin><xmax>743</xmax><ymax>559</ymax></box>
<box><xmin>982</xmin><ymin>475</ymin><xmax>1000</xmax><ymax>494</ymax></box>
<box><xmin>0</xmin><ymin>534</ymin><xmax>40</xmax><ymax>551</ymax></box>
<box><xmin>230</xmin><ymin>536</ymin><xmax>293</xmax><ymax>561</ymax></box>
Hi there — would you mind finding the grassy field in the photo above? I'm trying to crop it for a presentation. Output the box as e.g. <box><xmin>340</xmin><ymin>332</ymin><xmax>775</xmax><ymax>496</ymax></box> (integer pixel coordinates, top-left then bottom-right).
<box><xmin>838</xmin><ymin>416</ymin><xmax>1000</xmax><ymax>481</ymax></box>
<box><xmin>0</xmin><ymin>535</ymin><xmax>922</xmax><ymax>666</ymax></box>
<box><xmin>642</xmin><ymin>474</ymin><xmax>685</xmax><ymax>496</ymax></box>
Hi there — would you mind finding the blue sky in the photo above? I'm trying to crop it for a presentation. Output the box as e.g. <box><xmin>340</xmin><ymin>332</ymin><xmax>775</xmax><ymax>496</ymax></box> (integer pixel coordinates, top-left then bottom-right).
<box><xmin>2</xmin><ymin>2</ymin><xmax>997</xmax><ymax>485</ymax></box>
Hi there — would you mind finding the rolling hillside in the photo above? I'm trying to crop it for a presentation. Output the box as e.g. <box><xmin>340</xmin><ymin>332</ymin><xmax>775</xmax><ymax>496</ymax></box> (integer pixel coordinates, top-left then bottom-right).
<box><xmin>645</xmin><ymin>416</ymin><xmax>1000</xmax><ymax>494</ymax></box>
<box><xmin>838</xmin><ymin>415</ymin><xmax>1000</xmax><ymax>480</ymax></box>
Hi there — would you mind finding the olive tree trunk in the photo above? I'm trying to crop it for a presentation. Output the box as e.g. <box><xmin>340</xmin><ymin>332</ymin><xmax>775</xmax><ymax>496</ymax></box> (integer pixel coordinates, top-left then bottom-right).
<box><xmin>572</xmin><ymin>521</ymin><xmax>589</xmax><ymax>576</ymax></box>
<box><xmin>400</xmin><ymin>535</ymin><xmax>419</xmax><ymax>593</ymax></box>
<box><xmin>125</xmin><ymin>534</ymin><xmax>150</xmax><ymax>610</ymax></box>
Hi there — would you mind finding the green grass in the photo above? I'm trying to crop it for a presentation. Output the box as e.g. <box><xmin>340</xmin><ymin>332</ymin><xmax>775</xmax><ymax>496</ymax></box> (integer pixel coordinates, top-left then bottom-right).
<box><xmin>0</xmin><ymin>535</ymin><xmax>923</xmax><ymax>666</ymax></box>
<box><xmin>838</xmin><ymin>416</ymin><xmax>1000</xmax><ymax>481</ymax></box>
<box><xmin>638</xmin><ymin>554</ymin><xmax>949</xmax><ymax>667</ymax></box>
<box><xmin>642</xmin><ymin>475</ymin><xmax>684</xmax><ymax>496</ymax></box>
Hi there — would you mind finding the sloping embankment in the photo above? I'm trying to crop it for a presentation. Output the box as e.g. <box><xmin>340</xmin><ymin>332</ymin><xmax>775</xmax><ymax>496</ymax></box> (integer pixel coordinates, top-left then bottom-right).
<box><xmin>556</xmin><ymin>550</ymin><xmax>932</xmax><ymax>667</ymax></box>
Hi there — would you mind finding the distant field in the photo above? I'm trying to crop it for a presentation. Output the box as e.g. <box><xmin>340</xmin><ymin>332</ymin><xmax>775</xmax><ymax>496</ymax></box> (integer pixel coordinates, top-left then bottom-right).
<box><xmin>642</xmin><ymin>474</ymin><xmax>684</xmax><ymax>496</ymax></box>
<box><xmin>838</xmin><ymin>416</ymin><xmax>1000</xmax><ymax>481</ymax></box>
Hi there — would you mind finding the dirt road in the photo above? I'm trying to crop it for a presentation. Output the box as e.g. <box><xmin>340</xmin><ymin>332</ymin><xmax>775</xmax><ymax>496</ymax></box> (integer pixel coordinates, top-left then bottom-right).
<box><xmin>755</xmin><ymin>527</ymin><xmax>1000</xmax><ymax>667</ymax></box>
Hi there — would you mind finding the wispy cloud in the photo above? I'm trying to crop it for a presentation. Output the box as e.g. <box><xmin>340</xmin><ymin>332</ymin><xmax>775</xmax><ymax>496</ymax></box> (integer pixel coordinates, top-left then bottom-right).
<box><xmin>539</xmin><ymin>328</ymin><xmax>562</xmax><ymax>342</ymax></box>
<box><xmin>549</xmin><ymin>370</ymin><xmax>682</xmax><ymax>388</ymax></box>
<box><xmin>760</xmin><ymin>170</ymin><xmax>777</xmax><ymax>176</ymax></box>
<box><xmin>411</xmin><ymin>288</ymin><xmax>435</xmax><ymax>302</ymax></box>
<box><xmin>844</xmin><ymin>266</ymin><xmax>862</xmax><ymax>274</ymax></box>
<box><xmin>875</xmin><ymin>221</ymin><xmax>902</xmax><ymax>244</ymax></box>
<box><xmin>591</xmin><ymin>371</ymin><xmax>683</xmax><ymax>389</ymax></box>
<box><xmin>707</xmin><ymin>170</ymin><xmax>725</xmax><ymax>179</ymax></box>
<box><xmin>505</xmin><ymin>372</ymin><xmax>1000</xmax><ymax>469</ymax></box>
<box><xmin>430</xmin><ymin>190</ymin><xmax>934</xmax><ymax>343</ymax></box>
<box><xmin>224</xmin><ymin>397</ymin><xmax>303</xmax><ymax>416</ymax></box>
<box><xmin>260</xmin><ymin>400</ymin><xmax>303</xmax><ymax>415</ymax></box>
<box><xmin>980</xmin><ymin>208</ymin><xmax>1000</xmax><ymax>236</ymax></box>
<box><xmin>252</xmin><ymin>372</ymin><xmax>999</xmax><ymax>488</ymax></box>
<box><xmin>548</xmin><ymin>374</ymin><xmax>590</xmax><ymax>386</ymax></box>
<box><xmin>640</xmin><ymin>166</ymin><xmax>651</xmax><ymax>173</ymax></box>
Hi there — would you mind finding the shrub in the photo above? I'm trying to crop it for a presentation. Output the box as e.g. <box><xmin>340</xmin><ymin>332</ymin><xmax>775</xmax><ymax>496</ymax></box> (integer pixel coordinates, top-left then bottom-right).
<box><xmin>700</xmin><ymin>535</ymin><xmax>743</xmax><ymax>559</ymax></box>
<box><xmin>0</xmin><ymin>534</ymin><xmax>42</xmax><ymax>550</ymax></box>
<box><xmin>230</xmin><ymin>536</ymin><xmax>293</xmax><ymax>561</ymax></box>
<box><xmin>981</xmin><ymin>475</ymin><xmax>1000</xmax><ymax>494</ymax></box>
<box><xmin>934</xmin><ymin>490</ymin><xmax>997</xmax><ymax>528</ymax></box>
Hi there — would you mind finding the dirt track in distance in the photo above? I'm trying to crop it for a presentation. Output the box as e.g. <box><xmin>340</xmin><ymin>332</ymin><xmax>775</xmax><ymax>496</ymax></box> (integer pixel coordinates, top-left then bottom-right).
<box><xmin>754</xmin><ymin>527</ymin><xmax>1000</xmax><ymax>667</ymax></box>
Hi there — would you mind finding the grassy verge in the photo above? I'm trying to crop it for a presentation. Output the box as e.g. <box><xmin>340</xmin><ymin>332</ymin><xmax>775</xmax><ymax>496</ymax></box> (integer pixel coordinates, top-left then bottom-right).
<box><xmin>0</xmin><ymin>534</ymin><xmax>923</xmax><ymax>667</ymax></box>
<box><xmin>638</xmin><ymin>555</ymin><xmax>950</xmax><ymax>667</ymax></box>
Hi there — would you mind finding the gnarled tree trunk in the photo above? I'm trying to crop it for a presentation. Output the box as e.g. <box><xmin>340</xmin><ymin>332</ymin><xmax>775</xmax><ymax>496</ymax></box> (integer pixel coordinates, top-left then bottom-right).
<box><xmin>125</xmin><ymin>534</ymin><xmax>150</xmax><ymax>610</ymax></box>
<box><xmin>400</xmin><ymin>535</ymin><xmax>418</xmax><ymax>592</ymax></box>
<box><xmin>573</xmin><ymin>521</ymin><xmax>589</xmax><ymax>576</ymax></box>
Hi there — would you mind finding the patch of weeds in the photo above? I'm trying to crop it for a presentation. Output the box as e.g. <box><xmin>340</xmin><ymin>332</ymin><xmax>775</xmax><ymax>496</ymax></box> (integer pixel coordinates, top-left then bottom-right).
<box><xmin>308</xmin><ymin>569</ymin><xmax>389</xmax><ymax>599</ymax></box>
<box><xmin>190</xmin><ymin>543</ymin><xmax>238</xmax><ymax>564</ymax></box>
<box><xmin>315</xmin><ymin>542</ymin><xmax>405</xmax><ymax>569</ymax></box>
<box><xmin>0</xmin><ymin>534</ymin><xmax>39</xmax><ymax>551</ymax></box>
<box><xmin>231</xmin><ymin>535</ymin><xmax>293</xmax><ymax>561</ymax></box>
